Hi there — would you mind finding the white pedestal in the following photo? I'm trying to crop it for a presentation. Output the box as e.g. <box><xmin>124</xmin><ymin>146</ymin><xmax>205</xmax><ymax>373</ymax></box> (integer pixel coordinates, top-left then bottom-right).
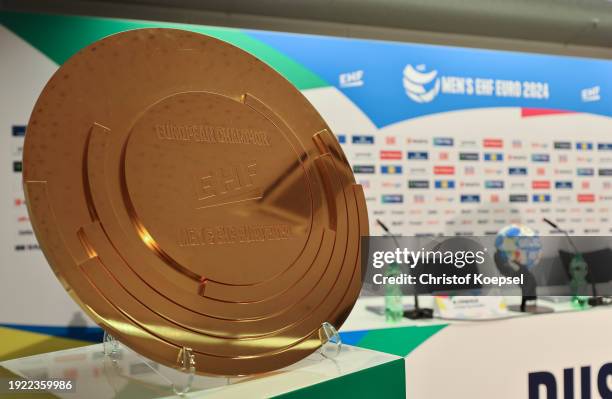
<box><xmin>0</xmin><ymin>343</ymin><xmax>405</xmax><ymax>398</ymax></box>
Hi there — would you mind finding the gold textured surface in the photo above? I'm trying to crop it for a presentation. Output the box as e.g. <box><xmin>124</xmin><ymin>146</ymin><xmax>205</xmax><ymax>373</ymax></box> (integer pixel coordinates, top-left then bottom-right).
<box><xmin>23</xmin><ymin>28</ymin><xmax>368</xmax><ymax>376</ymax></box>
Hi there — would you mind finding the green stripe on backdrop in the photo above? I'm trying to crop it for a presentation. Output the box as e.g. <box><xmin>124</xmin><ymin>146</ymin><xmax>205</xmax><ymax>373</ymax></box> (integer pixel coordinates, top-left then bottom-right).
<box><xmin>354</xmin><ymin>324</ymin><xmax>448</xmax><ymax>357</ymax></box>
<box><xmin>273</xmin><ymin>358</ymin><xmax>406</xmax><ymax>399</ymax></box>
<box><xmin>0</xmin><ymin>11</ymin><xmax>328</xmax><ymax>90</ymax></box>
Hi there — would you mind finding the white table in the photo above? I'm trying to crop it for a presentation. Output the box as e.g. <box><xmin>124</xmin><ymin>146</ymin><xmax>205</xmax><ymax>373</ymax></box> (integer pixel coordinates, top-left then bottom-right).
<box><xmin>340</xmin><ymin>296</ymin><xmax>612</xmax><ymax>398</ymax></box>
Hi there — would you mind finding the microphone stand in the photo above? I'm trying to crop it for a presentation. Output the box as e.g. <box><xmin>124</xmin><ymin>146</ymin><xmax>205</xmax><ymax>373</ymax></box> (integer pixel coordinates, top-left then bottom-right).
<box><xmin>542</xmin><ymin>218</ymin><xmax>604</xmax><ymax>307</ymax></box>
<box><xmin>376</xmin><ymin>219</ymin><xmax>433</xmax><ymax>319</ymax></box>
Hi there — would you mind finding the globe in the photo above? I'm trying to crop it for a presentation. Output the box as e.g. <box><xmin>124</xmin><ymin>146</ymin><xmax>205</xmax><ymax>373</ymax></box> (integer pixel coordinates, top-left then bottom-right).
<box><xmin>495</xmin><ymin>224</ymin><xmax>543</xmax><ymax>270</ymax></box>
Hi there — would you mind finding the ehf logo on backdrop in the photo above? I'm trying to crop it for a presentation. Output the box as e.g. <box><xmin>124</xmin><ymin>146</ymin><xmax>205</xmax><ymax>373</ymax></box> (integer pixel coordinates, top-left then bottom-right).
<box><xmin>403</xmin><ymin>64</ymin><xmax>440</xmax><ymax>103</ymax></box>
<box><xmin>402</xmin><ymin>63</ymin><xmax>550</xmax><ymax>103</ymax></box>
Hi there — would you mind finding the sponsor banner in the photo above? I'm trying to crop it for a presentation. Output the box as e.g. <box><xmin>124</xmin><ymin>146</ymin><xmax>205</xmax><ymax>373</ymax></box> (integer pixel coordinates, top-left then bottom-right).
<box><xmin>555</xmin><ymin>181</ymin><xmax>573</xmax><ymax>189</ymax></box>
<box><xmin>381</xmin><ymin>194</ymin><xmax>404</xmax><ymax>203</ymax></box>
<box><xmin>459</xmin><ymin>152</ymin><xmax>479</xmax><ymax>161</ymax></box>
<box><xmin>434</xmin><ymin>180</ymin><xmax>455</xmax><ymax>189</ymax></box>
<box><xmin>380</xmin><ymin>150</ymin><xmax>402</xmax><ymax>160</ymax></box>
<box><xmin>483</xmin><ymin>152</ymin><xmax>503</xmax><ymax>161</ymax></box>
<box><xmin>381</xmin><ymin>165</ymin><xmax>403</xmax><ymax>174</ymax></box>
<box><xmin>554</xmin><ymin>141</ymin><xmax>571</xmax><ymax>149</ymax></box>
<box><xmin>433</xmin><ymin>137</ymin><xmax>454</xmax><ymax>146</ymax></box>
<box><xmin>4</xmin><ymin>11</ymin><xmax>612</xmax><ymax>338</ymax></box>
<box><xmin>531</xmin><ymin>154</ymin><xmax>550</xmax><ymax>162</ymax></box>
<box><xmin>508</xmin><ymin>167</ymin><xmax>528</xmax><ymax>176</ymax></box>
<box><xmin>483</xmin><ymin>138</ymin><xmax>503</xmax><ymax>148</ymax></box>
<box><xmin>352</xmin><ymin>134</ymin><xmax>375</xmax><ymax>144</ymax></box>
<box><xmin>433</xmin><ymin>165</ymin><xmax>455</xmax><ymax>175</ymax></box>
<box><xmin>460</xmin><ymin>194</ymin><xmax>480</xmax><ymax>203</ymax></box>
<box><xmin>407</xmin><ymin>151</ymin><xmax>429</xmax><ymax>160</ymax></box>
<box><xmin>484</xmin><ymin>180</ymin><xmax>504</xmax><ymax>189</ymax></box>
<box><xmin>353</xmin><ymin>165</ymin><xmax>375</xmax><ymax>174</ymax></box>
<box><xmin>408</xmin><ymin>180</ymin><xmax>430</xmax><ymax>189</ymax></box>
<box><xmin>532</xmin><ymin>180</ymin><xmax>551</xmax><ymax>189</ymax></box>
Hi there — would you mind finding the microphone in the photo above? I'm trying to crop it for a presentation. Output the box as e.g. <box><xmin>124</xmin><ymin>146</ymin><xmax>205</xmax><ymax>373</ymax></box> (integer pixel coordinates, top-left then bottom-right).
<box><xmin>542</xmin><ymin>218</ymin><xmax>559</xmax><ymax>230</ymax></box>
<box><xmin>542</xmin><ymin>218</ymin><xmax>578</xmax><ymax>253</ymax></box>
<box><xmin>376</xmin><ymin>219</ymin><xmax>391</xmax><ymax>234</ymax></box>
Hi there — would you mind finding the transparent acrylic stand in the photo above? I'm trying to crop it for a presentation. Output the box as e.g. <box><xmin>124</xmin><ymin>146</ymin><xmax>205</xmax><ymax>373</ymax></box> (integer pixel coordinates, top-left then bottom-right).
<box><xmin>101</xmin><ymin>322</ymin><xmax>342</xmax><ymax>396</ymax></box>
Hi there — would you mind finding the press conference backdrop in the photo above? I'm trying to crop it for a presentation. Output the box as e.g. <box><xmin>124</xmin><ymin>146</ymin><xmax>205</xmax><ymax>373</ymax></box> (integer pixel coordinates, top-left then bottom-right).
<box><xmin>1</xmin><ymin>12</ymin><xmax>612</xmax><ymax>338</ymax></box>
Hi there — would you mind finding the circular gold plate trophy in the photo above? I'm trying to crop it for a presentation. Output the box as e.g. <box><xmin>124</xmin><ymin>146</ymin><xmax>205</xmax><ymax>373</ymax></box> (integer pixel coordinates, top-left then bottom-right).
<box><xmin>23</xmin><ymin>29</ymin><xmax>368</xmax><ymax>376</ymax></box>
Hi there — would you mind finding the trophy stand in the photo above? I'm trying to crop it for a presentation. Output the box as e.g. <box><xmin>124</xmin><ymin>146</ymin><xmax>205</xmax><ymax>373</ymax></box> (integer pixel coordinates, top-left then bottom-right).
<box><xmin>103</xmin><ymin>331</ymin><xmax>196</xmax><ymax>395</ymax></box>
<box><xmin>101</xmin><ymin>322</ymin><xmax>342</xmax><ymax>396</ymax></box>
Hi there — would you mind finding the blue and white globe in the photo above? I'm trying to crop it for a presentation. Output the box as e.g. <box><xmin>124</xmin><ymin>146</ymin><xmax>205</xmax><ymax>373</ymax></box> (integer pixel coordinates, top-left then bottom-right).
<box><xmin>495</xmin><ymin>224</ymin><xmax>543</xmax><ymax>270</ymax></box>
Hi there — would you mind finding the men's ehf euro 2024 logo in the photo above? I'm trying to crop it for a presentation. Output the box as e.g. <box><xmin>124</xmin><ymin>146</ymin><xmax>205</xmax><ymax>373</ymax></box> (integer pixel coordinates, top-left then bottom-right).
<box><xmin>402</xmin><ymin>63</ymin><xmax>551</xmax><ymax>103</ymax></box>
<box><xmin>402</xmin><ymin>64</ymin><xmax>440</xmax><ymax>103</ymax></box>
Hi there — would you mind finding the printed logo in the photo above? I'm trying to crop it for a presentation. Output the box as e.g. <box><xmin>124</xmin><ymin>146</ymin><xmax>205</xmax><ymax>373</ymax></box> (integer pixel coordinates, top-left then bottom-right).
<box><xmin>339</xmin><ymin>70</ymin><xmax>364</xmax><ymax>88</ymax></box>
<box><xmin>13</xmin><ymin>161</ymin><xmax>22</xmax><ymax>173</ymax></box>
<box><xmin>459</xmin><ymin>152</ymin><xmax>479</xmax><ymax>161</ymax></box>
<box><xmin>554</xmin><ymin>168</ymin><xmax>572</xmax><ymax>175</ymax></box>
<box><xmin>337</xmin><ymin>134</ymin><xmax>346</xmax><ymax>144</ymax></box>
<box><xmin>434</xmin><ymin>166</ymin><xmax>455</xmax><ymax>175</ymax></box>
<box><xmin>407</xmin><ymin>151</ymin><xmax>429</xmax><ymax>160</ymax></box>
<box><xmin>483</xmin><ymin>138</ymin><xmax>503</xmax><ymax>148</ymax></box>
<box><xmin>576</xmin><ymin>142</ymin><xmax>593</xmax><ymax>151</ymax></box>
<box><xmin>385</xmin><ymin>136</ymin><xmax>397</xmax><ymax>145</ymax></box>
<box><xmin>532</xmin><ymin>180</ymin><xmax>551</xmax><ymax>189</ymax></box>
<box><xmin>460</xmin><ymin>194</ymin><xmax>480</xmax><ymax>203</ymax></box>
<box><xmin>599</xmin><ymin>169</ymin><xmax>612</xmax><ymax>176</ymax></box>
<box><xmin>353</xmin><ymin>151</ymin><xmax>374</xmax><ymax>160</ymax></box>
<box><xmin>433</xmin><ymin>137</ymin><xmax>454</xmax><ymax>146</ymax></box>
<box><xmin>380</xmin><ymin>150</ymin><xmax>402</xmax><ymax>160</ymax></box>
<box><xmin>531</xmin><ymin>142</ymin><xmax>548</xmax><ymax>149</ymax></box>
<box><xmin>408</xmin><ymin>167</ymin><xmax>427</xmax><ymax>175</ymax></box>
<box><xmin>352</xmin><ymin>135</ymin><xmax>374</xmax><ymax>144</ymax></box>
<box><xmin>577</xmin><ymin>168</ymin><xmax>595</xmax><ymax>176</ymax></box>
<box><xmin>460</xmin><ymin>140</ymin><xmax>478</xmax><ymax>148</ymax></box>
<box><xmin>510</xmin><ymin>194</ymin><xmax>528</xmax><ymax>203</ymax></box>
<box><xmin>554</xmin><ymin>141</ymin><xmax>571</xmax><ymax>150</ymax></box>
<box><xmin>581</xmin><ymin>85</ymin><xmax>601</xmax><ymax>102</ymax></box>
<box><xmin>406</xmin><ymin>137</ymin><xmax>428</xmax><ymax>145</ymax></box>
<box><xmin>509</xmin><ymin>167</ymin><xmax>528</xmax><ymax>176</ymax></box>
<box><xmin>434</xmin><ymin>180</ymin><xmax>455</xmax><ymax>189</ymax></box>
<box><xmin>598</xmin><ymin>143</ymin><xmax>612</xmax><ymax>151</ymax></box>
<box><xmin>532</xmin><ymin>194</ymin><xmax>551</xmax><ymax>203</ymax></box>
<box><xmin>380</xmin><ymin>181</ymin><xmax>401</xmax><ymax>189</ymax></box>
<box><xmin>381</xmin><ymin>194</ymin><xmax>403</xmax><ymax>203</ymax></box>
<box><xmin>578</xmin><ymin>194</ymin><xmax>595</xmax><ymax>203</ymax></box>
<box><xmin>434</xmin><ymin>195</ymin><xmax>454</xmax><ymax>202</ymax></box>
<box><xmin>12</xmin><ymin>125</ymin><xmax>26</xmax><ymax>137</ymax></box>
<box><xmin>413</xmin><ymin>195</ymin><xmax>425</xmax><ymax>204</ymax></box>
<box><xmin>531</xmin><ymin>154</ymin><xmax>550</xmax><ymax>162</ymax></box>
<box><xmin>353</xmin><ymin>165</ymin><xmax>375</xmax><ymax>174</ymax></box>
<box><xmin>555</xmin><ymin>181</ymin><xmax>573</xmax><ymax>189</ymax></box>
<box><xmin>403</xmin><ymin>64</ymin><xmax>440</xmax><ymax>103</ymax></box>
<box><xmin>381</xmin><ymin>165</ymin><xmax>403</xmax><ymax>174</ymax></box>
<box><xmin>484</xmin><ymin>153</ymin><xmax>503</xmax><ymax>161</ymax></box>
<box><xmin>408</xmin><ymin>180</ymin><xmax>430</xmax><ymax>189</ymax></box>
<box><xmin>484</xmin><ymin>167</ymin><xmax>503</xmax><ymax>175</ymax></box>
<box><xmin>485</xmin><ymin>180</ymin><xmax>504</xmax><ymax>189</ymax></box>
